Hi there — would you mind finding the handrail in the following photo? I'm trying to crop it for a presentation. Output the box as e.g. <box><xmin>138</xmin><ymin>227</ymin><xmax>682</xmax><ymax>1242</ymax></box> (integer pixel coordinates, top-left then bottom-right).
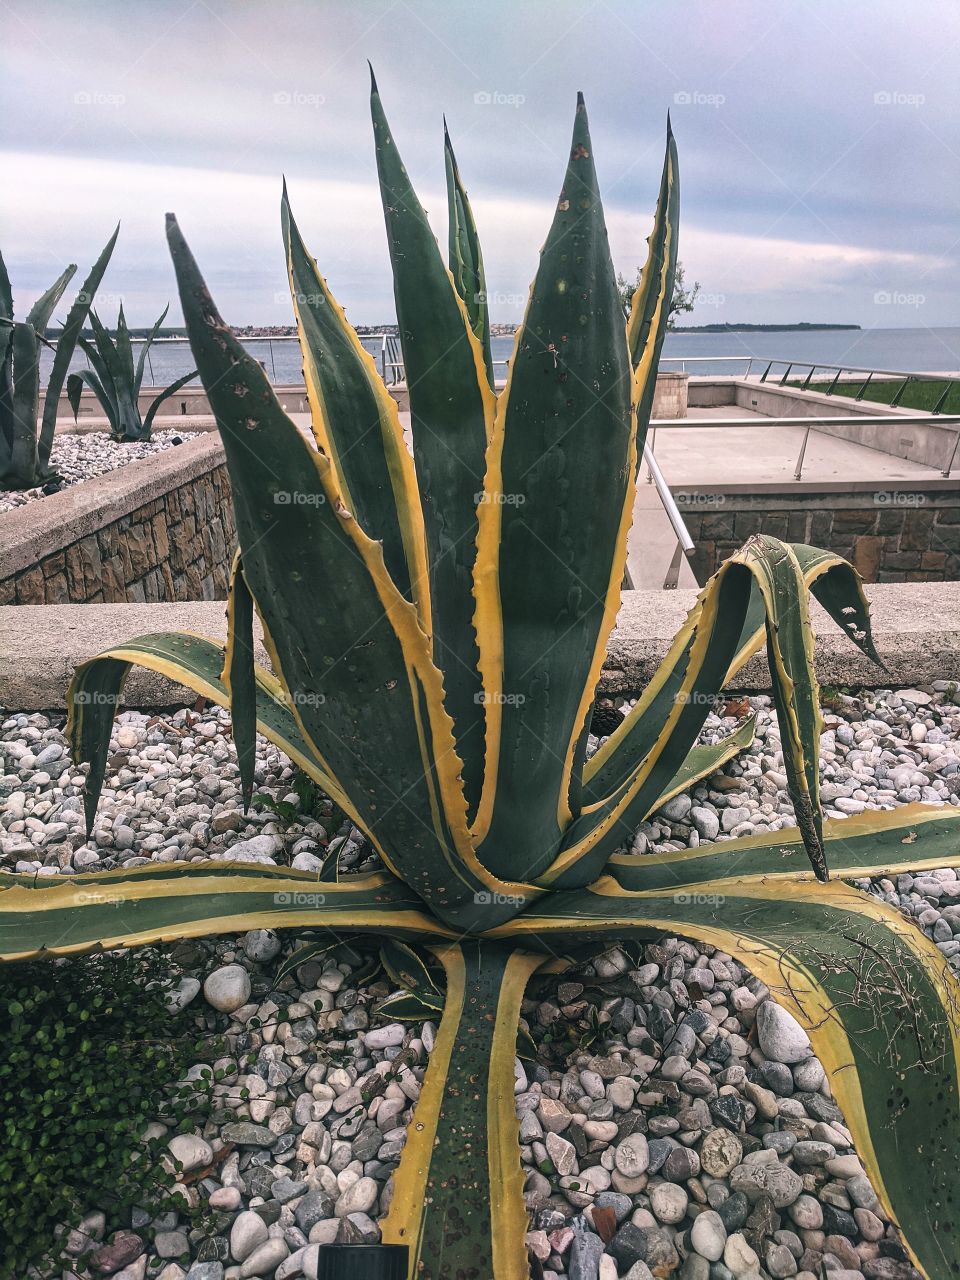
<box><xmin>647</xmin><ymin>413</ymin><xmax>960</xmax><ymax>479</ymax></box>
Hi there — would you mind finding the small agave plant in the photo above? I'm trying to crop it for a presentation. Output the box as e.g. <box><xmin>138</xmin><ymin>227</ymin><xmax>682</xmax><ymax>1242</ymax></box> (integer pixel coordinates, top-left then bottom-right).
<box><xmin>2</xmin><ymin>79</ymin><xmax>958</xmax><ymax>1280</ymax></box>
<box><xmin>67</xmin><ymin>303</ymin><xmax>196</xmax><ymax>442</ymax></box>
<box><xmin>0</xmin><ymin>230</ymin><xmax>117</xmax><ymax>488</ymax></box>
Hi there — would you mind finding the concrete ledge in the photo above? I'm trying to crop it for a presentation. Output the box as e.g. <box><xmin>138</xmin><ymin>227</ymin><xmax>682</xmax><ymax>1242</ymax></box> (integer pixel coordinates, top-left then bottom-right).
<box><xmin>2</xmin><ymin>582</ymin><xmax>958</xmax><ymax>710</ymax></box>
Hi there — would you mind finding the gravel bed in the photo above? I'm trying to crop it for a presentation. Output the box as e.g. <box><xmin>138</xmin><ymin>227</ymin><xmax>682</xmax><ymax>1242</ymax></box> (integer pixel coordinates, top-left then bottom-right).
<box><xmin>2</xmin><ymin>683</ymin><xmax>959</xmax><ymax>1280</ymax></box>
<box><xmin>0</xmin><ymin>430</ymin><xmax>199</xmax><ymax>514</ymax></box>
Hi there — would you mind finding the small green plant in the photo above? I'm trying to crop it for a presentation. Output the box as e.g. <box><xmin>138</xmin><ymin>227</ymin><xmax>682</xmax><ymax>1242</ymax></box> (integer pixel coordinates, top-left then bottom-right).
<box><xmin>67</xmin><ymin>304</ymin><xmax>195</xmax><ymax>442</ymax></box>
<box><xmin>0</xmin><ymin>948</ymin><xmax>214</xmax><ymax>1277</ymax></box>
<box><xmin>0</xmin><ymin>229</ymin><xmax>117</xmax><ymax>488</ymax></box>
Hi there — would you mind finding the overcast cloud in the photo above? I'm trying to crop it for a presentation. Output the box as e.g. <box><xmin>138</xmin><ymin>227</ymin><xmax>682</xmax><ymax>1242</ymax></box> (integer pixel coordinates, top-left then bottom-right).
<box><xmin>3</xmin><ymin>0</ymin><xmax>959</xmax><ymax>326</ymax></box>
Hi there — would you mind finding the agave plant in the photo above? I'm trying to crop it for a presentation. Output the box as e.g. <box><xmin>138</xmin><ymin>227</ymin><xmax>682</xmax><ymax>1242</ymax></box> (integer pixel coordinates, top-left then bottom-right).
<box><xmin>0</xmin><ymin>230</ymin><xmax>118</xmax><ymax>488</ymax></box>
<box><xmin>66</xmin><ymin>303</ymin><xmax>196</xmax><ymax>442</ymax></box>
<box><xmin>2</xmin><ymin>82</ymin><xmax>958</xmax><ymax>1280</ymax></box>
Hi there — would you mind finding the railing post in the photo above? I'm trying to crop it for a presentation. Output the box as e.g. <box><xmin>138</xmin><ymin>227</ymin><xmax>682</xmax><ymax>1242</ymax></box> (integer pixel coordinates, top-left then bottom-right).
<box><xmin>268</xmin><ymin>339</ymin><xmax>278</xmax><ymax>381</ymax></box>
<box><xmin>793</xmin><ymin>423</ymin><xmax>812</xmax><ymax>480</ymax></box>
<box><xmin>855</xmin><ymin>370</ymin><xmax>873</xmax><ymax>401</ymax></box>
<box><xmin>932</xmin><ymin>382</ymin><xmax>953</xmax><ymax>415</ymax></box>
<box><xmin>760</xmin><ymin>361</ymin><xmax>772</xmax><ymax>383</ymax></box>
<box><xmin>777</xmin><ymin>362</ymin><xmax>793</xmax><ymax>387</ymax></box>
<box><xmin>801</xmin><ymin>364</ymin><xmax>816</xmax><ymax>390</ymax></box>
<box><xmin>942</xmin><ymin>428</ymin><xmax>960</xmax><ymax>478</ymax></box>
<box><xmin>826</xmin><ymin>368</ymin><xmax>842</xmax><ymax>395</ymax></box>
<box><xmin>890</xmin><ymin>376</ymin><xmax>912</xmax><ymax>408</ymax></box>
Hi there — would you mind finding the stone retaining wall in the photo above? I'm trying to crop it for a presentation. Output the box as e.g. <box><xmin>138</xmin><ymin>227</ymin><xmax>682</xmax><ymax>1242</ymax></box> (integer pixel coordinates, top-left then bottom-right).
<box><xmin>0</xmin><ymin>435</ymin><xmax>234</xmax><ymax>604</ymax></box>
<box><xmin>678</xmin><ymin>484</ymin><xmax>960</xmax><ymax>584</ymax></box>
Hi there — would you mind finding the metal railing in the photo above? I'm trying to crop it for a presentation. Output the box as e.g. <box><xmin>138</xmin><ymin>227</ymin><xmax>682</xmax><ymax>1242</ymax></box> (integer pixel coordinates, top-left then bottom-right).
<box><xmin>646</xmin><ymin>412</ymin><xmax>960</xmax><ymax>480</ymax></box>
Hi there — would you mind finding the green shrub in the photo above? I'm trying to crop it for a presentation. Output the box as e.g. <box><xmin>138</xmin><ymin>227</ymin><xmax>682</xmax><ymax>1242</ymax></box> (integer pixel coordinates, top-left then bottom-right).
<box><xmin>0</xmin><ymin>948</ymin><xmax>215</xmax><ymax>1277</ymax></box>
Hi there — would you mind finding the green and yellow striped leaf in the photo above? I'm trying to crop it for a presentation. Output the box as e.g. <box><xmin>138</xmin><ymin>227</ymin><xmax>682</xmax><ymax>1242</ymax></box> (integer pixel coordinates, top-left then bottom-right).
<box><xmin>371</xmin><ymin>71</ymin><xmax>494</xmax><ymax>818</ymax></box>
<box><xmin>222</xmin><ymin>553</ymin><xmax>257</xmax><ymax>809</ymax></box>
<box><xmin>381</xmin><ymin>941</ymin><xmax>546</xmax><ymax>1279</ymax></box>
<box><xmin>495</xmin><ymin>872</ymin><xmax>960</xmax><ymax>1280</ymax></box>
<box><xmin>281</xmin><ymin>185</ymin><xmax>430</xmax><ymax>622</ymax></box>
<box><xmin>472</xmin><ymin>94</ymin><xmax>635</xmax><ymax>881</ymax></box>
<box><xmin>628</xmin><ymin>117</ymin><xmax>678</xmax><ymax>444</ymax></box>
<box><xmin>0</xmin><ymin>866</ymin><xmax>447</xmax><ymax>961</ymax></box>
<box><xmin>444</xmin><ymin>120</ymin><xmax>495</xmax><ymax>389</ymax></box>
<box><xmin>542</xmin><ymin>536</ymin><xmax>829</xmax><ymax>888</ymax></box>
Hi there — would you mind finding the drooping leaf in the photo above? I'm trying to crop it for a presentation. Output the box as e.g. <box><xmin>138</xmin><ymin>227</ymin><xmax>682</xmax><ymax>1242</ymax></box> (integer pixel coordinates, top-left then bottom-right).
<box><xmin>472</xmin><ymin>93</ymin><xmax>634</xmax><ymax>881</ymax></box>
<box><xmin>142</xmin><ymin>369</ymin><xmax>196</xmax><ymax>438</ymax></box>
<box><xmin>222</xmin><ymin>554</ymin><xmax>257</xmax><ymax>809</ymax></box>
<box><xmin>607</xmin><ymin>802</ymin><xmax>960</xmax><ymax>892</ymax></box>
<box><xmin>499</xmin><ymin>874</ymin><xmax>960</xmax><ymax>1280</ymax></box>
<box><xmin>0</xmin><ymin>866</ymin><xmax>444</xmax><ymax>961</ymax></box>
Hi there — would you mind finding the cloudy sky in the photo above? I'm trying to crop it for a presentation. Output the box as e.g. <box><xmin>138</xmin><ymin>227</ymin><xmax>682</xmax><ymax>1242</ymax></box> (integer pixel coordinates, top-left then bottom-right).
<box><xmin>3</xmin><ymin>0</ymin><xmax>959</xmax><ymax>327</ymax></box>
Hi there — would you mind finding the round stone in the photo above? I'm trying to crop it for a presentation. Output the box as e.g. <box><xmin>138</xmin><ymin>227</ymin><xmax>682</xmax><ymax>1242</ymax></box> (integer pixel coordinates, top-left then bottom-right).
<box><xmin>650</xmin><ymin>1182</ymin><xmax>688</xmax><ymax>1224</ymax></box>
<box><xmin>230</xmin><ymin>1211</ymin><xmax>268</xmax><ymax>1263</ymax></box>
<box><xmin>700</xmin><ymin>1129</ymin><xmax>743</xmax><ymax>1178</ymax></box>
<box><xmin>690</xmin><ymin>1210</ymin><xmax>727</xmax><ymax>1262</ymax></box>
<box><xmin>755</xmin><ymin>1000</ymin><xmax>812</xmax><ymax>1064</ymax></box>
<box><xmin>243</xmin><ymin>929</ymin><xmax>281</xmax><ymax>962</ymax></box>
<box><xmin>723</xmin><ymin>1231</ymin><xmax>760</xmax><ymax>1277</ymax></box>
<box><xmin>203</xmin><ymin>964</ymin><xmax>252</xmax><ymax>1013</ymax></box>
<box><xmin>167</xmin><ymin>1133</ymin><xmax>212</xmax><ymax>1173</ymax></box>
<box><xmin>614</xmin><ymin>1132</ymin><xmax>650</xmax><ymax>1177</ymax></box>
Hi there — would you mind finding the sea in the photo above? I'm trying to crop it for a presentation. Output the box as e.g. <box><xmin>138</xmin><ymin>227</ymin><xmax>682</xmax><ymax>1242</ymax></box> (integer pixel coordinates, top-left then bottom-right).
<box><xmin>38</xmin><ymin>326</ymin><xmax>960</xmax><ymax>389</ymax></box>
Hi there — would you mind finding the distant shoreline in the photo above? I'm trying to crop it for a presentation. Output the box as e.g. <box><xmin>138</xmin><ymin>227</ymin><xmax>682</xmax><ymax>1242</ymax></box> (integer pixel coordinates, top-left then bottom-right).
<box><xmin>671</xmin><ymin>323</ymin><xmax>861</xmax><ymax>334</ymax></box>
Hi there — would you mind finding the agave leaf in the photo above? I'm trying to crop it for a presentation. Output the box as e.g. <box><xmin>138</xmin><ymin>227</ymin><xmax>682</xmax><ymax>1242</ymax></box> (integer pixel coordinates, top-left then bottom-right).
<box><xmin>222</xmin><ymin>555</ymin><xmax>257</xmax><ymax>810</ymax></box>
<box><xmin>646</xmin><ymin>713</ymin><xmax>757</xmax><ymax>816</ymax></box>
<box><xmin>370</xmin><ymin>71</ymin><xmax>494</xmax><ymax>819</ymax></box>
<box><xmin>444</xmin><ymin>120</ymin><xmax>495</xmax><ymax>388</ymax></box>
<box><xmin>381</xmin><ymin>941</ymin><xmax>547</xmax><ymax>1280</ymax></box>
<box><xmin>585</xmin><ymin>545</ymin><xmax>879</xmax><ymax>809</ymax></box>
<box><xmin>142</xmin><ymin>369</ymin><xmax>196</xmax><ymax>438</ymax></box>
<box><xmin>380</xmin><ymin>937</ymin><xmax>442</xmax><ymax>1000</ymax></box>
<box><xmin>114</xmin><ymin>302</ymin><xmax>136</xmax><ymax>387</ymax></box>
<box><xmin>499</xmin><ymin>872</ymin><xmax>960</xmax><ymax>1280</ymax></box>
<box><xmin>377</xmin><ymin>990</ymin><xmax>445</xmax><ymax>1021</ymax></box>
<box><xmin>66</xmin><ymin>632</ymin><xmax>349</xmax><ymax>836</ymax></box>
<box><xmin>67</xmin><ymin>367</ymin><xmax>118</xmax><ymax>435</ymax></box>
<box><xmin>607</xmin><ymin>803</ymin><xmax>960</xmax><ymax>892</ymax></box>
<box><xmin>26</xmin><ymin>264</ymin><xmax>76</xmax><ymax>335</ymax></box>
<box><xmin>275</xmin><ymin>939</ymin><xmax>339</xmax><ymax>985</ymax></box>
<box><xmin>38</xmin><ymin>224</ymin><xmax>119</xmax><ymax>473</ymax></box>
<box><xmin>628</xmin><ymin>117</ymin><xmax>678</xmax><ymax>451</ymax></box>
<box><xmin>544</xmin><ymin>536</ymin><xmax>828</xmax><ymax>888</ymax></box>
<box><xmin>166</xmin><ymin>215</ymin><xmax>542</xmax><ymax>931</ymax></box>
<box><xmin>472</xmin><ymin>93</ymin><xmax>634</xmax><ymax>881</ymax></box>
<box><xmin>0</xmin><ymin>250</ymin><xmax>12</xmax><ymax>321</ymax></box>
<box><xmin>134</xmin><ymin>303</ymin><xmax>170</xmax><ymax>391</ymax></box>
<box><xmin>5</xmin><ymin>321</ymin><xmax>41</xmax><ymax>484</ymax></box>
<box><xmin>281</xmin><ymin>185</ymin><xmax>429</xmax><ymax>620</ymax></box>
<box><xmin>0</xmin><ymin>865</ymin><xmax>446</xmax><ymax>961</ymax></box>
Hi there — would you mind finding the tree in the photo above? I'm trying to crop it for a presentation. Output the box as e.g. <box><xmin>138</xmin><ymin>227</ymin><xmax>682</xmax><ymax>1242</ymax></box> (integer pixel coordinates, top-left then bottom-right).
<box><xmin>617</xmin><ymin>258</ymin><xmax>700</xmax><ymax>329</ymax></box>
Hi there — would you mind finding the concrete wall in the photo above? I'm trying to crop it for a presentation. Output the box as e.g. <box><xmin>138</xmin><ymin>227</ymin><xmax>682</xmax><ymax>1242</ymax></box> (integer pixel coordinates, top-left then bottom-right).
<box><xmin>687</xmin><ymin>378</ymin><xmax>958</xmax><ymax>470</ymax></box>
<box><xmin>677</xmin><ymin>484</ymin><xmax>960</xmax><ymax>584</ymax></box>
<box><xmin>0</xmin><ymin>435</ymin><xmax>235</xmax><ymax>605</ymax></box>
